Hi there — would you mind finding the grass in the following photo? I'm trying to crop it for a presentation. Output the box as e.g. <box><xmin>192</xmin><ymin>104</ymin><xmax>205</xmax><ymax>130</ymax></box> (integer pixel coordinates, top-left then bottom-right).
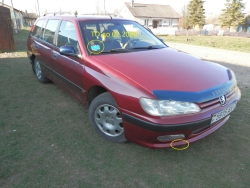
<box><xmin>0</xmin><ymin>29</ymin><xmax>250</xmax><ymax>188</ymax></box>
<box><xmin>14</xmin><ymin>27</ymin><xmax>31</xmax><ymax>52</ymax></box>
<box><xmin>160</xmin><ymin>35</ymin><xmax>250</xmax><ymax>53</ymax></box>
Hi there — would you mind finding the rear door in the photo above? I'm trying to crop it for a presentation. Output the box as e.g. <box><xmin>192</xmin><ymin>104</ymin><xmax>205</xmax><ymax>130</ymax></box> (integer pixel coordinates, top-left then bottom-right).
<box><xmin>29</xmin><ymin>19</ymin><xmax>47</xmax><ymax>62</ymax></box>
<box><xmin>35</xmin><ymin>19</ymin><xmax>60</xmax><ymax>77</ymax></box>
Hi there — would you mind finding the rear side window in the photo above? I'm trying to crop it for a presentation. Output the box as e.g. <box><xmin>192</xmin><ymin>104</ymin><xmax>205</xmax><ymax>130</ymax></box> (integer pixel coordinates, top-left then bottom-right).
<box><xmin>57</xmin><ymin>21</ymin><xmax>79</xmax><ymax>53</ymax></box>
<box><xmin>32</xmin><ymin>19</ymin><xmax>46</xmax><ymax>38</ymax></box>
<box><xmin>41</xmin><ymin>19</ymin><xmax>60</xmax><ymax>45</ymax></box>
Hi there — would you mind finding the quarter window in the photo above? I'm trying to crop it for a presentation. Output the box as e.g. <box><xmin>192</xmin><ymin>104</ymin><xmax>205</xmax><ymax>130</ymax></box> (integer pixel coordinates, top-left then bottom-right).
<box><xmin>41</xmin><ymin>19</ymin><xmax>60</xmax><ymax>45</ymax></box>
<box><xmin>57</xmin><ymin>21</ymin><xmax>79</xmax><ymax>53</ymax></box>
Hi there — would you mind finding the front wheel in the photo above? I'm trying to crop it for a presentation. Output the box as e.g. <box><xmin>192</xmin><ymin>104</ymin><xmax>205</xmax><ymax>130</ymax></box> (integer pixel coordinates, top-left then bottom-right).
<box><xmin>89</xmin><ymin>92</ymin><xmax>127</xmax><ymax>143</ymax></box>
<box><xmin>33</xmin><ymin>58</ymin><xmax>50</xmax><ymax>83</ymax></box>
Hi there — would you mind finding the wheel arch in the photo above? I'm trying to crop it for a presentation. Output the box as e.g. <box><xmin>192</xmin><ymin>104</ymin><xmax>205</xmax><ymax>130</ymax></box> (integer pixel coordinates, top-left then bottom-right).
<box><xmin>30</xmin><ymin>54</ymin><xmax>36</xmax><ymax>74</ymax></box>
<box><xmin>29</xmin><ymin>54</ymin><xmax>36</xmax><ymax>63</ymax></box>
<box><xmin>87</xmin><ymin>85</ymin><xmax>108</xmax><ymax>106</ymax></box>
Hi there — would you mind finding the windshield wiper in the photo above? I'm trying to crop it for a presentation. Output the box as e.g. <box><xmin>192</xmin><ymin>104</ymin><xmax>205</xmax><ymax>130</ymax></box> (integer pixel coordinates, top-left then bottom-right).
<box><xmin>92</xmin><ymin>49</ymin><xmax>131</xmax><ymax>54</ymax></box>
<box><xmin>132</xmin><ymin>46</ymin><xmax>164</xmax><ymax>50</ymax></box>
<box><xmin>109</xmin><ymin>48</ymin><xmax>132</xmax><ymax>53</ymax></box>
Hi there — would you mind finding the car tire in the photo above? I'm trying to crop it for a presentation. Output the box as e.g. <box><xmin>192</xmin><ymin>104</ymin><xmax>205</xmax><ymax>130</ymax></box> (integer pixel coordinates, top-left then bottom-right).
<box><xmin>89</xmin><ymin>92</ymin><xmax>127</xmax><ymax>143</ymax></box>
<box><xmin>34</xmin><ymin>58</ymin><xmax>50</xmax><ymax>83</ymax></box>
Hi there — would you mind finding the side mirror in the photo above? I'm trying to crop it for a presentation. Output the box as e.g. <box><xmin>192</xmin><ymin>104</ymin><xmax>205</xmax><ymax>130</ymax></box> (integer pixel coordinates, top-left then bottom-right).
<box><xmin>159</xmin><ymin>38</ymin><xmax>164</xmax><ymax>43</ymax></box>
<box><xmin>59</xmin><ymin>45</ymin><xmax>77</xmax><ymax>57</ymax></box>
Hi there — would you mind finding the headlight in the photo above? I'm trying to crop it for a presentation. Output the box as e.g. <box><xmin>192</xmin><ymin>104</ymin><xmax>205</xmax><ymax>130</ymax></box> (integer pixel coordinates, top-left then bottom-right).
<box><xmin>139</xmin><ymin>98</ymin><xmax>201</xmax><ymax>116</ymax></box>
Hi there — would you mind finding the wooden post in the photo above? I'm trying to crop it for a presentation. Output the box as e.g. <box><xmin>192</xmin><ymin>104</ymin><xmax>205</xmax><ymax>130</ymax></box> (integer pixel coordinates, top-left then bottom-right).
<box><xmin>10</xmin><ymin>0</ymin><xmax>18</xmax><ymax>32</ymax></box>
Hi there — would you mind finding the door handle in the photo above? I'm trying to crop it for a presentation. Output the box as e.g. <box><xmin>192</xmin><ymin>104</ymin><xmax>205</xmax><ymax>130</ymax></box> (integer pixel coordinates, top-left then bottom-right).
<box><xmin>53</xmin><ymin>53</ymin><xmax>58</xmax><ymax>59</ymax></box>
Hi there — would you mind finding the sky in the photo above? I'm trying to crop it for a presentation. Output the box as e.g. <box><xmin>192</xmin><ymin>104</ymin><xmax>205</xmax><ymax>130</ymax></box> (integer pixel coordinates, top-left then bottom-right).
<box><xmin>2</xmin><ymin>0</ymin><xmax>250</xmax><ymax>17</ymax></box>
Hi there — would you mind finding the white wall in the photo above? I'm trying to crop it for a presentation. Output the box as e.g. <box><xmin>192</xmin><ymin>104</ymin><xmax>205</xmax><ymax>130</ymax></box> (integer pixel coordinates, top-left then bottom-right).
<box><xmin>151</xmin><ymin>27</ymin><xmax>178</xmax><ymax>35</ymax></box>
<box><xmin>135</xmin><ymin>17</ymin><xmax>144</xmax><ymax>25</ymax></box>
<box><xmin>134</xmin><ymin>18</ymin><xmax>179</xmax><ymax>35</ymax></box>
<box><xmin>119</xmin><ymin>4</ymin><xmax>134</xmax><ymax>20</ymax></box>
<box><xmin>162</xmin><ymin>19</ymin><xmax>178</xmax><ymax>27</ymax></box>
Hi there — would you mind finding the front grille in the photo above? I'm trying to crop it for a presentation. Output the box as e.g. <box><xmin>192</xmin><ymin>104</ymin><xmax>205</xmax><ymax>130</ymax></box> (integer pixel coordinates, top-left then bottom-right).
<box><xmin>198</xmin><ymin>85</ymin><xmax>237</xmax><ymax>111</ymax></box>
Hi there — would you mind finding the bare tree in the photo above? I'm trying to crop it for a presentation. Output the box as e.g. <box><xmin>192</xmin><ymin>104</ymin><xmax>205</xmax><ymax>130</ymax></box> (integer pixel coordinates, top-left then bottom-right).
<box><xmin>113</xmin><ymin>8</ymin><xmax>119</xmax><ymax>17</ymax></box>
<box><xmin>206</xmin><ymin>14</ymin><xmax>220</xmax><ymax>25</ymax></box>
<box><xmin>96</xmin><ymin>0</ymin><xmax>104</xmax><ymax>14</ymax></box>
<box><xmin>179</xmin><ymin>4</ymin><xmax>189</xmax><ymax>29</ymax></box>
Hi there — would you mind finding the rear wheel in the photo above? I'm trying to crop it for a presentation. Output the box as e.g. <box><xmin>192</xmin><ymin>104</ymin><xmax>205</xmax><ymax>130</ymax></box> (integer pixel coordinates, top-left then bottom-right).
<box><xmin>33</xmin><ymin>58</ymin><xmax>50</xmax><ymax>83</ymax></box>
<box><xmin>89</xmin><ymin>92</ymin><xmax>127</xmax><ymax>143</ymax></box>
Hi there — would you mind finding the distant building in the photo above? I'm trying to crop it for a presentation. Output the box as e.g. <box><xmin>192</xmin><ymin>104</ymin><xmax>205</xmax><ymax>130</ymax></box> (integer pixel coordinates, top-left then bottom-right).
<box><xmin>203</xmin><ymin>23</ymin><xmax>221</xmax><ymax>31</ymax></box>
<box><xmin>22</xmin><ymin>11</ymin><xmax>38</xmax><ymax>26</ymax></box>
<box><xmin>0</xmin><ymin>2</ymin><xmax>38</xmax><ymax>30</ymax></box>
<box><xmin>119</xmin><ymin>1</ymin><xmax>180</xmax><ymax>35</ymax></box>
<box><xmin>241</xmin><ymin>15</ymin><xmax>250</xmax><ymax>32</ymax></box>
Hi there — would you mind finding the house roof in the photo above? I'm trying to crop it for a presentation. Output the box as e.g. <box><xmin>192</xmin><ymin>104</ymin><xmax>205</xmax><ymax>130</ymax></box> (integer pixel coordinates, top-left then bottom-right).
<box><xmin>22</xmin><ymin>12</ymin><xmax>38</xmax><ymax>19</ymax></box>
<box><xmin>125</xmin><ymin>2</ymin><xmax>180</xmax><ymax>19</ymax></box>
<box><xmin>0</xmin><ymin>2</ymin><xmax>38</xmax><ymax>19</ymax></box>
<box><xmin>0</xmin><ymin>2</ymin><xmax>22</xmax><ymax>12</ymax></box>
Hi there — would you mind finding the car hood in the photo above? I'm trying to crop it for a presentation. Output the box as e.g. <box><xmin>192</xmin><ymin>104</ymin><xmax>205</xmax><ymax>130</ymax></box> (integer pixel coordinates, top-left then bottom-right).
<box><xmin>92</xmin><ymin>48</ymin><xmax>233</xmax><ymax>101</ymax></box>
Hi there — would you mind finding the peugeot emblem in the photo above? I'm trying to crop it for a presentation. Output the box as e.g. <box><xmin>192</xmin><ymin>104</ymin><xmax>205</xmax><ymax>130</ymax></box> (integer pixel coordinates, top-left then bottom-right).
<box><xmin>219</xmin><ymin>95</ymin><xmax>227</xmax><ymax>106</ymax></box>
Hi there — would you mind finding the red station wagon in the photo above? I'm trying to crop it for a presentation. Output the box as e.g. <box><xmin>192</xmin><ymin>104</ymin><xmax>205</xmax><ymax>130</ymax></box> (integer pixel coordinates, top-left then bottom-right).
<box><xmin>27</xmin><ymin>14</ymin><xmax>241</xmax><ymax>148</ymax></box>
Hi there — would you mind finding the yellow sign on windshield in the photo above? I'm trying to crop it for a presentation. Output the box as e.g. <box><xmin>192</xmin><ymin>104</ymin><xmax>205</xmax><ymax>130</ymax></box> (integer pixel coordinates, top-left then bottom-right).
<box><xmin>91</xmin><ymin>31</ymin><xmax>139</xmax><ymax>38</ymax></box>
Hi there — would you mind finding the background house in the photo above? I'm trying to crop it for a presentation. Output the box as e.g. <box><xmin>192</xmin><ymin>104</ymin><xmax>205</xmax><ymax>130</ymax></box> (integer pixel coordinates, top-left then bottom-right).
<box><xmin>119</xmin><ymin>1</ymin><xmax>180</xmax><ymax>35</ymax></box>
<box><xmin>0</xmin><ymin>2</ymin><xmax>38</xmax><ymax>31</ymax></box>
<box><xmin>22</xmin><ymin>11</ymin><xmax>38</xmax><ymax>26</ymax></box>
<box><xmin>241</xmin><ymin>15</ymin><xmax>250</xmax><ymax>32</ymax></box>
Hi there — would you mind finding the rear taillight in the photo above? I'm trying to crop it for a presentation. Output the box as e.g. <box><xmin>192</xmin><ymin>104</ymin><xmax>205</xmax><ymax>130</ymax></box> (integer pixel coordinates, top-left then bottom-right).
<box><xmin>30</xmin><ymin>25</ymin><xmax>35</xmax><ymax>33</ymax></box>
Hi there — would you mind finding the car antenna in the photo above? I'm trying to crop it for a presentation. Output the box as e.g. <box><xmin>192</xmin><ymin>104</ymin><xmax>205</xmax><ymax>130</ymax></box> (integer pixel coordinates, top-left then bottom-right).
<box><xmin>106</xmin><ymin>11</ymin><xmax>112</xmax><ymax>19</ymax></box>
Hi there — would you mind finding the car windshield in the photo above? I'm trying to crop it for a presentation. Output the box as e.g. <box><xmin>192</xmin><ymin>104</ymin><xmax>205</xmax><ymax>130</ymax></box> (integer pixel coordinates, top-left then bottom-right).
<box><xmin>79</xmin><ymin>20</ymin><xmax>166</xmax><ymax>55</ymax></box>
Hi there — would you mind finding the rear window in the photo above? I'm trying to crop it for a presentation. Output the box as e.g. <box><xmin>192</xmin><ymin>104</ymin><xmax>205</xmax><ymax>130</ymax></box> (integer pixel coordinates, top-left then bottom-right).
<box><xmin>32</xmin><ymin>19</ymin><xmax>46</xmax><ymax>38</ymax></box>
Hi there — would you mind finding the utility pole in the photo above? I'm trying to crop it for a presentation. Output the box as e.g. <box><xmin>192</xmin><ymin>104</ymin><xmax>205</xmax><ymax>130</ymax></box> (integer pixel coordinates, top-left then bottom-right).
<box><xmin>10</xmin><ymin>0</ymin><xmax>18</xmax><ymax>32</ymax></box>
<box><xmin>35</xmin><ymin>4</ymin><xmax>38</xmax><ymax>16</ymax></box>
<box><xmin>2</xmin><ymin>0</ymin><xmax>4</xmax><ymax>6</ymax></box>
<box><xmin>104</xmin><ymin>0</ymin><xmax>106</xmax><ymax>14</ymax></box>
<box><xmin>36</xmin><ymin>0</ymin><xmax>40</xmax><ymax>16</ymax></box>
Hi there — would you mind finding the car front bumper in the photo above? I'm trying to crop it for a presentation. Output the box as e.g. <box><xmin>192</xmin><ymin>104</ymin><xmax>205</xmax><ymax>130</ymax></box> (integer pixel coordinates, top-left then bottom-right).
<box><xmin>121</xmin><ymin>87</ymin><xmax>241</xmax><ymax>149</ymax></box>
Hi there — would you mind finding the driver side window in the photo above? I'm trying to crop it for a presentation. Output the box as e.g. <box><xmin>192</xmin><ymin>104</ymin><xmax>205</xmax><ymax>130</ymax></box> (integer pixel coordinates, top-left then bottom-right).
<box><xmin>57</xmin><ymin>21</ymin><xmax>79</xmax><ymax>53</ymax></box>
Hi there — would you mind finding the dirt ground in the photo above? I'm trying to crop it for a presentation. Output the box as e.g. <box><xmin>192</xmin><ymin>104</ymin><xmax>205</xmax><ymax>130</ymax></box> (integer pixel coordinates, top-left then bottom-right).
<box><xmin>167</xmin><ymin>42</ymin><xmax>250</xmax><ymax>88</ymax></box>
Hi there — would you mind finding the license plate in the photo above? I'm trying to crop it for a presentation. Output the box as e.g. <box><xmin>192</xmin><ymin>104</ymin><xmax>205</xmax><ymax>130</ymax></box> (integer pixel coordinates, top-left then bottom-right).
<box><xmin>211</xmin><ymin>102</ymin><xmax>237</xmax><ymax>124</ymax></box>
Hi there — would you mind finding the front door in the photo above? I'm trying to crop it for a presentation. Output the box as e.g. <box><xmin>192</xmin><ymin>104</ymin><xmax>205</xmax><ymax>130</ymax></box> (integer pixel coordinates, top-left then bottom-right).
<box><xmin>153</xmin><ymin>20</ymin><xmax>158</xmax><ymax>29</ymax></box>
<box><xmin>53</xmin><ymin>20</ymin><xmax>84</xmax><ymax>102</ymax></box>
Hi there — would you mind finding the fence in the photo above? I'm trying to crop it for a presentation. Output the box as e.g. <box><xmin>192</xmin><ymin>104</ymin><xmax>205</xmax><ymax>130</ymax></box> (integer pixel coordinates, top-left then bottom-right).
<box><xmin>0</xmin><ymin>6</ymin><xmax>15</xmax><ymax>50</ymax></box>
<box><xmin>175</xmin><ymin>30</ymin><xmax>250</xmax><ymax>38</ymax></box>
<box><xmin>0</xmin><ymin>18</ymin><xmax>15</xmax><ymax>50</ymax></box>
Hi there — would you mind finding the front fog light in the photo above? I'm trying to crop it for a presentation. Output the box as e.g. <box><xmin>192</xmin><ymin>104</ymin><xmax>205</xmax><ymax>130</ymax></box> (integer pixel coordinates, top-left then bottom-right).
<box><xmin>157</xmin><ymin>134</ymin><xmax>185</xmax><ymax>142</ymax></box>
